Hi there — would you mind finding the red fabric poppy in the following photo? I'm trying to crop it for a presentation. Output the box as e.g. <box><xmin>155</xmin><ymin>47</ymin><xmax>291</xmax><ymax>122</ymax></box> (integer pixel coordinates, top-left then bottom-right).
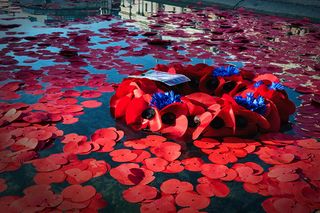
<box><xmin>95</xmin><ymin>138</ymin><xmax>116</xmax><ymax>152</ymax></box>
<box><xmin>222</xmin><ymin>94</ymin><xmax>271</xmax><ymax>136</ymax></box>
<box><xmin>122</xmin><ymin>185</ymin><xmax>158</xmax><ymax>203</ymax></box>
<box><xmin>181</xmin><ymin>157</ymin><xmax>204</xmax><ymax>172</ymax></box>
<box><xmin>233</xmin><ymin>163</ymin><xmax>264</xmax><ymax>184</ymax></box>
<box><xmin>199</xmin><ymin>72</ymin><xmax>225</xmax><ymax>95</ymax></box>
<box><xmin>253</xmin><ymin>74</ymin><xmax>280</xmax><ymax>84</ymax></box>
<box><xmin>81</xmin><ymin>193</ymin><xmax>108</xmax><ymax>212</ymax></box>
<box><xmin>91</xmin><ymin>127</ymin><xmax>121</xmax><ymax>141</ymax></box>
<box><xmin>140</xmin><ymin>194</ymin><xmax>176</xmax><ymax>213</ymax></box>
<box><xmin>144</xmin><ymin>157</ymin><xmax>169</xmax><ymax>172</ymax></box>
<box><xmin>84</xmin><ymin>158</ymin><xmax>110</xmax><ymax>177</ymax></box>
<box><xmin>196</xmin><ymin>179</ymin><xmax>230</xmax><ymax>198</ymax></box>
<box><xmin>62</xmin><ymin>184</ymin><xmax>96</xmax><ymax>203</ymax></box>
<box><xmin>262</xmin><ymin>197</ymin><xmax>310</xmax><ymax>213</ymax></box>
<box><xmin>268</xmin><ymin>166</ymin><xmax>299</xmax><ymax>182</ymax></box>
<box><xmin>110</xmin><ymin>78</ymin><xmax>158</xmax><ymax>119</ymax></box>
<box><xmin>0</xmin><ymin>108</ymin><xmax>21</xmax><ymax>124</ymax></box>
<box><xmin>131</xmin><ymin>150</ymin><xmax>152</xmax><ymax>163</ymax></box>
<box><xmin>25</xmin><ymin>130</ymin><xmax>53</xmax><ymax>141</ymax></box>
<box><xmin>191</xmin><ymin>113</ymin><xmax>212</xmax><ymax>140</ymax></box>
<box><xmin>160</xmin><ymin>179</ymin><xmax>193</xmax><ymax>194</ymax></box>
<box><xmin>297</xmin><ymin>138</ymin><xmax>320</xmax><ymax>149</ymax></box>
<box><xmin>57</xmin><ymin>199</ymin><xmax>91</xmax><ymax>211</ymax></box>
<box><xmin>109</xmin><ymin>163</ymin><xmax>154</xmax><ymax>185</ymax></box>
<box><xmin>81</xmin><ymin>100</ymin><xmax>102</xmax><ymax>108</ymax></box>
<box><xmin>33</xmin><ymin>170</ymin><xmax>66</xmax><ymax>184</ymax></box>
<box><xmin>163</xmin><ymin>160</ymin><xmax>185</xmax><ymax>173</ymax></box>
<box><xmin>201</xmin><ymin>164</ymin><xmax>229</xmax><ymax>179</ymax></box>
<box><xmin>175</xmin><ymin>191</ymin><xmax>210</xmax><ymax>209</ymax></box>
<box><xmin>255</xmin><ymin>147</ymin><xmax>295</xmax><ymax>165</ymax></box>
<box><xmin>62</xmin><ymin>133</ymin><xmax>86</xmax><ymax>144</ymax></box>
<box><xmin>17</xmin><ymin>185</ymin><xmax>63</xmax><ymax>210</ymax></box>
<box><xmin>150</xmin><ymin>142</ymin><xmax>181</xmax><ymax>162</ymax></box>
<box><xmin>124</xmin><ymin>139</ymin><xmax>149</xmax><ymax>149</ymax></box>
<box><xmin>65</xmin><ymin>168</ymin><xmax>93</xmax><ymax>184</ymax></box>
<box><xmin>184</xmin><ymin>92</ymin><xmax>218</xmax><ymax>108</ymax></box>
<box><xmin>63</xmin><ymin>141</ymin><xmax>92</xmax><ymax>154</ymax></box>
<box><xmin>125</xmin><ymin>95</ymin><xmax>162</xmax><ymax>132</ymax></box>
<box><xmin>12</xmin><ymin>137</ymin><xmax>38</xmax><ymax>151</ymax></box>
<box><xmin>159</xmin><ymin>103</ymin><xmax>188</xmax><ymax>138</ymax></box>
<box><xmin>110</xmin><ymin>149</ymin><xmax>138</xmax><ymax>162</ymax></box>
<box><xmin>141</xmin><ymin>135</ymin><xmax>167</xmax><ymax>147</ymax></box>
<box><xmin>32</xmin><ymin>159</ymin><xmax>61</xmax><ymax>172</ymax></box>
<box><xmin>193</xmin><ymin>138</ymin><xmax>220</xmax><ymax>149</ymax></box>
<box><xmin>208</xmin><ymin>149</ymin><xmax>238</xmax><ymax>165</ymax></box>
<box><xmin>61</xmin><ymin>114</ymin><xmax>79</xmax><ymax>124</ymax></box>
<box><xmin>81</xmin><ymin>90</ymin><xmax>102</xmax><ymax>99</ymax></box>
<box><xmin>110</xmin><ymin>95</ymin><xmax>132</xmax><ymax>119</ymax></box>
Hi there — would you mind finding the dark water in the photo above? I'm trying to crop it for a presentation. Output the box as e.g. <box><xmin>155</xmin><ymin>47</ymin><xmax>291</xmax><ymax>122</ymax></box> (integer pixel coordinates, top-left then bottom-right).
<box><xmin>0</xmin><ymin>0</ymin><xmax>318</xmax><ymax>213</ymax></box>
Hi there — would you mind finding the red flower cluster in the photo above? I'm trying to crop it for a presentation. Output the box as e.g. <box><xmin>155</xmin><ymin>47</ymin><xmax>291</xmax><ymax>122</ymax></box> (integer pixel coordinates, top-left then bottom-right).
<box><xmin>0</xmin><ymin>184</ymin><xmax>107</xmax><ymax>212</ymax></box>
<box><xmin>111</xmin><ymin>64</ymin><xmax>295</xmax><ymax>139</ymax></box>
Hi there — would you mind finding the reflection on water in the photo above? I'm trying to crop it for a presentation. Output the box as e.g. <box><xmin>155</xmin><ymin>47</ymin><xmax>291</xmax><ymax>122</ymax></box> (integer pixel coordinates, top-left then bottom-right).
<box><xmin>119</xmin><ymin>0</ymin><xmax>191</xmax><ymax>20</ymax></box>
<box><xmin>1</xmin><ymin>0</ymin><xmax>118</xmax><ymax>23</ymax></box>
<box><xmin>1</xmin><ymin>0</ymin><xmax>194</xmax><ymax>24</ymax></box>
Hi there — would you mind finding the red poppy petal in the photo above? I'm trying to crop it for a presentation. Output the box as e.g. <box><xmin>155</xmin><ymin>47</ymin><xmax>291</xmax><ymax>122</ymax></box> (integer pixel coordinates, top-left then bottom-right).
<box><xmin>192</xmin><ymin>112</ymin><xmax>213</xmax><ymax>140</ymax></box>
<box><xmin>62</xmin><ymin>184</ymin><xmax>96</xmax><ymax>203</ymax></box>
<box><xmin>160</xmin><ymin>115</ymin><xmax>188</xmax><ymax>138</ymax></box>
<box><xmin>201</xmin><ymin>164</ymin><xmax>228</xmax><ymax>179</ymax></box>
<box><xmin>175</xmin><ymin>191</ymin><xmax>210</xmax><ymax>209</ymax></box>
<box><xmin>160</xmin><ymin>179</ymin><xmax>193</xmax><ymax>194</ymax></box>
<box><xmin>81</xmin><ymin>100</ymin><xmax>102</xmax><ymax>108</ymax></box>
<box><xmin>125</xmin><ymin>97</ymin><xmax>148</xmax><ymax>125</ymax></box>
<box><xmin>34</xmin><ymin>170</ymin><xmax>66</xmax><ymax>184</ymax></box>
<box><xmin>144</xmin><ymin>157</ymin><xmax>168</xmax><ymax>172</ymax></box>
<box><xmin>110</xmin><ymin>149</ymin><xmax>138</xmax><ymax>162</ymax></box>
<box><xmin>194</xmin><ymin>138</ymin><xmax>220</xmax><ymax>149</ymax></box>
<box><xmin>122</xmin><ymin>185</ymin><xmax>158</xmax><ymax>203</ymax></box>
<box><xmin>182</xmin><ymin>157</ymin><xmax>204</xmax><ymax>172</ymax></box>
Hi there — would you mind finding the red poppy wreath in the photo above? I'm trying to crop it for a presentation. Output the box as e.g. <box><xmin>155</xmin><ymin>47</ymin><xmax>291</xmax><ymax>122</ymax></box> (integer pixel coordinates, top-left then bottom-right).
<box><xmin>110</xmin><ymin>64</ymin><xmax>296</xmax><ymax>140</ymax></box>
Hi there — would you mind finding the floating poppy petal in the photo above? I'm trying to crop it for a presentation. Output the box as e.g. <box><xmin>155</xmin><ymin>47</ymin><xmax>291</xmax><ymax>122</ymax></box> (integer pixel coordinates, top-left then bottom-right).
<box><xmin>34</xmin><ymin>170</ymin><xmax>66</xmax><ymax>184</ymax></box>
<box><xmin>182</xmin><ymin>157</ymin><xmax>204</xmax><ymax>172</ymax></box>
<box><xmin>62</xmin><ymin>184</ymin><xmax>96</xmax><ymax>203</ymax></box>
<box><xmin>110</xmin><ymin>149</ymin><xmax>138</xmax><ymax>162</ymax></box>
<box><xmin>160</xmin><ymin>179</ymin><xmax>193</xmax><ymax>194</ymax></box>
<box><xmin>201</xmin><ymin>164</ymin><xmax>228</xmax><ymax>179</ymax></box>
<box><xmin>81</xmin><ymin>100</ymin><xmax>102</xmax><ymax>108</ymax></box>
<box><xmin>175</xmin><ymin>191</ymin><xmax>210</xmax><ymax>209</ymax></box>
<box><xmin>122</xmin><ymin>185</ymin><xmax>158</xmax><ymax>203</ymax></box>
<box><xmin>144</xmin><ymin>157</ymin><xmax>168</xmax><ymax>172</ymax></box>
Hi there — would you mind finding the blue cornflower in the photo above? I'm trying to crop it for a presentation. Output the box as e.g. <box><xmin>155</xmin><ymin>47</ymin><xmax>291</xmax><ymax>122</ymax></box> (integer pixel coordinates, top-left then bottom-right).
<box><xmin>150</xmin><ymin>91</ymin><xmax>181</xmax><ymax>110</ymax></box>
<box><xmin>234</xmin><ymin>92</ymin><xmax>267</xmax><ymax>115</ymax></box>
<box><xmin>269</xmin><ymin>82</ymin><xmax>284</xmax><ymax>90</ymax></box>
<box><xmin>212</xmin><ymin>65</ymin><xmax>240</xmax><ymax>77</ymax></box>
<box><xmin>254</xmin><ymin>80</ymin><xmax>263</xmax><ymax>88</ymax></box>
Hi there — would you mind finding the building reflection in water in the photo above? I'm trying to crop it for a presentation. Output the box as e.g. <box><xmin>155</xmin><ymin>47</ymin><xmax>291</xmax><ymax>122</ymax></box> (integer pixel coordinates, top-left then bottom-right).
<box><xmin>1</xmin><ymin>0</ymin><xmax>119</xmax><ymax>24</ymax></box>
<box><xmin>1</xmin><ymin>0</ymin><xmax>193</xmax><ymax>25</ymax></box>
<box><xmin>119</xmin><ymin>0</ymin><xmax>190</xmax><ymax>20</ymax></box>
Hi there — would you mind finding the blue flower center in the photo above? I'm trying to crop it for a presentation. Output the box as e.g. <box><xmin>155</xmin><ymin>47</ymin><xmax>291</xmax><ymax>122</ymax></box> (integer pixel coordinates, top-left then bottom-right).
<box><xmin>234</xmin><ymin>92</ymin><xmax>267</xmax><ymax>115</ymax></box>
<box><xmin>254</xmin><ymin>80</ymin><xmax>263</xmax><ymax>88</ymax></box>
<box><xmin>212</xmin><ymin>65</ymin><xmax>240</xmax><ymax>77</ymax></box>
<box><xmin>150</xmin><ymin>91</ymin><xmax>181</xmax><ymax>110</ymax></box>
<box><xmin>269</xmin><ymin>82</ymin><xmax>284</xmax><ymax>90</ymax></box>
<box><xmin>254</xmin><ymin>81</ymin><xmax>284</xmax><ymax>91</ymax></box>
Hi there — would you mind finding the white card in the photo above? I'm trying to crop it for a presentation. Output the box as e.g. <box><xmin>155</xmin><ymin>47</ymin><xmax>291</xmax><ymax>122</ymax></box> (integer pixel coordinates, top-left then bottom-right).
<box><xmin>129</xmin><ymin>70</ymin><xmax>191</xmax><ymax>86</ymax></box>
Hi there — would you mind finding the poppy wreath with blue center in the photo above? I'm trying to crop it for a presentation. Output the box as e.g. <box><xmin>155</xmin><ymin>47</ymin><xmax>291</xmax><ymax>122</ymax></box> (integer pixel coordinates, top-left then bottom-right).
<box><xmin>110</xmin><ymin>64</ymin><xmax>295</xmax><ymax>140</ymax></box>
